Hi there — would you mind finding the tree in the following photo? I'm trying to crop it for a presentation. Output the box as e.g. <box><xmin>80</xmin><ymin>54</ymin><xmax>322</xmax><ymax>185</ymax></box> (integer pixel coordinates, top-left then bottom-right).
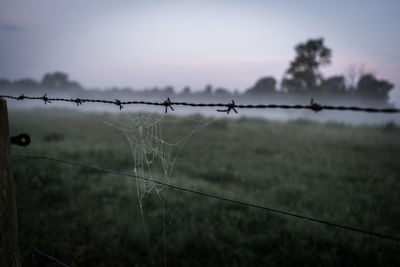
<box><xmin>41</xmin><ymin>72</ymin><xmax>68</xmax><ymax>88</ymax></box>
<box><xmin>41</xmin><ymin>72</ymin><xmax>81</xmax><ymax>89</ymax></box>
<box><xmin>355</xmin><ymin>74</ymin><xmax>393</xmax><ymax>105</ymax></box>
<box><xmin>320</xmin><ymin>75</ymin><xmax>346</xmax><ymax>95</ymax></box>
<box><xmin>246</xmin><ymin>76</ymin><xmax>277</xmax><ymax>95</ymax></box>
<box><xmin>282</xmin><ymin>38</ymin><xmax>332</xmax><ymax>93</ymax></box>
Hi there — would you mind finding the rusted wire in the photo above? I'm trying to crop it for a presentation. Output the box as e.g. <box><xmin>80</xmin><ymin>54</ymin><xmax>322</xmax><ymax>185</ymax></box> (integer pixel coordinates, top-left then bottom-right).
<box><xmin>1</xmin><ymin>94</ymin><xmax>399</xmax><ymax>114</ymax></box>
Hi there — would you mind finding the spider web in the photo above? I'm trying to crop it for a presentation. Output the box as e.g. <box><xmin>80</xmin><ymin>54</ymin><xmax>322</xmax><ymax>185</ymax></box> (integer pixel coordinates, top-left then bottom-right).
<box><xmin>101</xmin><ymin>112</ymin><xmax>209</xmax><ymax>203</ymax></box>
<box><xmin>100</xmin><ymin>111</ymin><xmax>209</xmax><ymax>265</ymax></box>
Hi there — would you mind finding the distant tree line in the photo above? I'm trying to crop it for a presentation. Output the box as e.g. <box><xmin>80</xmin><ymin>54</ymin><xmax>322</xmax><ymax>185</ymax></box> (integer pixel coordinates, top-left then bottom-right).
<box><xmin>0</xmin><ymin>72</ymin><xmax>82</xmax><ymax>91</ymax></box>
<box><xmin>247</xmin><ymin>38</ymin><xmax>394</xmax><ymax>106</ymax></box>
<box><xmin>0</xmin><ymin>38</ymin><xmax>394</xmax><ymax>106</ymax></box>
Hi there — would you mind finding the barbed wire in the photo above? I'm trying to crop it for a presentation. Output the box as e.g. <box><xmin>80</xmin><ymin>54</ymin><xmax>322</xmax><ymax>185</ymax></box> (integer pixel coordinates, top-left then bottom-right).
<box><xmin>22</xmin><ymin>241</ymin><xmax>70</xmax><ymax>267</ymax></box>
<box><xmin>13</xmin><ymin>152</ymin><xmax>400</xmax><ymax>243</ymax></box>
<box><xmin>1</xmin><ymin>94</ymin><xmax>400</xmax><ymax>114</ymax></box>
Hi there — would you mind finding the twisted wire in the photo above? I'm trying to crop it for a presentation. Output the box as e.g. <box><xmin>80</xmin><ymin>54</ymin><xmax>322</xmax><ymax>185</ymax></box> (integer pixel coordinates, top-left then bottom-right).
<box><xmin>1</xmin><ymin>94</ymin><xmax>399</xmax><ymax>113</ymax></box>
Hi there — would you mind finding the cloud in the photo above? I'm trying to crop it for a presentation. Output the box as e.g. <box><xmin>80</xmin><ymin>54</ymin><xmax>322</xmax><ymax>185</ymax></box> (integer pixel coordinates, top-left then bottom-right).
<box><xmin>2</xmin><ymin>23</ymin><xmax>25</xmax><ymax>33</ymax></box>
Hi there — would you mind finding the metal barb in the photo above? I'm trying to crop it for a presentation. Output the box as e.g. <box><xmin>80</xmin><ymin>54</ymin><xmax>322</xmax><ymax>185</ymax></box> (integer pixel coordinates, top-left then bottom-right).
<box><xmin>114</xmin><ymin>99</ymin><xmax>123</xmax><ymax>110</ymax></box>
<box><xmin>42</xmin><ymin>93</ymin><xmax>51</xmax><ymax>104</ymax></box>
<box><xmin>163</xmin><ymin>97</ymin><xmax>174</xmax><ymax>113</ymax></box>
<box><xmin>17</xmin><ymin>94</ymin><xmax>25</xmax><ymax>100</ymax></box>
<box><xmin>74</xmin><ymin>98</ymin><xmax>83</xmax><ymax>106</ymax></box>
<box><xmin>217</xmin><ymin>100</ymin><xmax>238</xmax><ymax>114</ymax></box>
<box><xmin>310</xmin><ymin>98</ymin><xmax>322</xmax><ymax>112</ymax></box>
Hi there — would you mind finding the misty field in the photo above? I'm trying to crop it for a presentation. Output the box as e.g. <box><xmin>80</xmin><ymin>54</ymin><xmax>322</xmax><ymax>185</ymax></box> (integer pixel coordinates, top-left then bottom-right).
<box><xmin>8</xmin><ymin>109</ymin><xmax>400</xmax><ymax>266</ymax></box>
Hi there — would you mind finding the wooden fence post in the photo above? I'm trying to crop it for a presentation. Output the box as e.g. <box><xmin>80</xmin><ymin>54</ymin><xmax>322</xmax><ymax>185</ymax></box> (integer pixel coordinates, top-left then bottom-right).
<box><xmin>0</xmin><ymin>98</ymin><xmax>21</xmax><ymax>267</ymax></box>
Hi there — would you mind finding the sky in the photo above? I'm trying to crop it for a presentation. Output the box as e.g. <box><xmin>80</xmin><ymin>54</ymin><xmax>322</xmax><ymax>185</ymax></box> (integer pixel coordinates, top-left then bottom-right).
<box><xmin>1</xmin><ymin>0</ymin><xmax>399</xmax><ymax>104</ymax></box>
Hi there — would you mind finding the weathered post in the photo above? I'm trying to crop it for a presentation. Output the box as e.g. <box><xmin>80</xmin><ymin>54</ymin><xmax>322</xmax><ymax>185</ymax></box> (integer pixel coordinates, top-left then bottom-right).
<box><xmin>0</xmin><ymin>98</ymin><xmax>21</xmax><ymax>267</ymax></box>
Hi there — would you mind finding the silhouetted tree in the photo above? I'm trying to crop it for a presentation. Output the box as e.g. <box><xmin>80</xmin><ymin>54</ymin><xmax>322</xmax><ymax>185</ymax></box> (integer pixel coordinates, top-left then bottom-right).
<box><xmin>355</xmin><ymin>74</ymin><xmax>393</xmax><ymax>105</ymax></box>
<box><xmin>246</xmin><ymin>76</ymin><xmax>277</xmax><ymax>95</ymax></box>
<box><xmin>320</xmin><ymin>75</ymin><xmax>346</xmax><ymax>95</ymax></box>
<box><xmin>282</xmin><ymin>38</ymin><xmax>331</xmax><ymax>93</ymax></box>
<box><xmin>42</xmin><ymin>72</ymin><xmax>68</xmax><ymax>88</ymax></box>
<box><xmin>41</xmin><ymin>72</ymin><xmax>81</xmax><ymax>89</ymax></box>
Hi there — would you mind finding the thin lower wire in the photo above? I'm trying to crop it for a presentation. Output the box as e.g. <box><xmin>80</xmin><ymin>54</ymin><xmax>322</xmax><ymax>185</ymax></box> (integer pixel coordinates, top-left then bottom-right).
<box><xmin>13</xmin><ymin>152</ymin><xmax>400</xmax><ymax>243</ymax></box>
<box><xmin>22</xmin><ymin>242</ymin><xmax>70</xmax><ymax>267</ymax></box>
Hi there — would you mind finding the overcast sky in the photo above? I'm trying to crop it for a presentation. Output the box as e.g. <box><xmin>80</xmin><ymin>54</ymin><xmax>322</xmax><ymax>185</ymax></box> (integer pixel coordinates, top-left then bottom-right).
<box><xmin>1</xmin><ymin>0</ymin><xmax>399</xmax><ymax>104</ymax></box>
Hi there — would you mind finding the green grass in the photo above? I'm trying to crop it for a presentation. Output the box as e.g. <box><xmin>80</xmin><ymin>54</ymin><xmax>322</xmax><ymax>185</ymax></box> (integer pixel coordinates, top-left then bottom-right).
<box><xmin>8</xmin><ymin>108</ymin><xmax>400</xmax><ymax>266</ymax></box>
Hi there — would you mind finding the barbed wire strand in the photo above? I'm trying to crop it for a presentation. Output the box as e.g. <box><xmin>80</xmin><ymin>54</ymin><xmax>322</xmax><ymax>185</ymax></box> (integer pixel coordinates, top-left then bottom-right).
<box><xmin>22</xmin><ymin>241</ymin><xmax>70</xmax><ymax>267</ymax></box>
<box><xmin>13</xmin><ymin>152</ymin><xmax>400</xmax><ymax>243</ymax></box>
<box><xmin>2</xmin><ymin>94</ymin><xmax>400</xmax><ymax>114</ymax></box>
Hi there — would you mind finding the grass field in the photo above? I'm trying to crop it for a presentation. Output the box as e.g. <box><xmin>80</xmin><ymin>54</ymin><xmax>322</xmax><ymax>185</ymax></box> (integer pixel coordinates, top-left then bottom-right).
<box><xmin>8</xmin><ymin>108</ymin><xmax>400</xmax><ymax>266</ymax></box>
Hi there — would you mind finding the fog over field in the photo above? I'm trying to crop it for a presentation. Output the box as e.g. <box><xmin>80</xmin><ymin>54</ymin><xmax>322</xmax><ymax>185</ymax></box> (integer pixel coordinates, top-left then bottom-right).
<box><xmin>6</xmin><ymin>99</ymin><xmax>400</xmax><ymax>126</ymax></box>
<box><xmin>1</xmin><ymin>1</ymin><xmax>400</xmax><ymax>266</ymax></box>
